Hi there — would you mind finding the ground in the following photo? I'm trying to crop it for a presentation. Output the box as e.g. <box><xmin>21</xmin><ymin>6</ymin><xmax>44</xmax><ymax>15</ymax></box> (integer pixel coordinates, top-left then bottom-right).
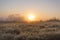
<box><xmin>0</xmin><ymin>21</ymin><xmax>60</xmax><ymax>40</ymax></box>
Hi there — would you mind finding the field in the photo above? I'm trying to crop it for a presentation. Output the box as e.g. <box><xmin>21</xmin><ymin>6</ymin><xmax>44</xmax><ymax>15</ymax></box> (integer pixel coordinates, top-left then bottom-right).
<box><xmin>0</xmin><ymin>21</ymin><xmax>60</xmax><ymax>40</ymax></box>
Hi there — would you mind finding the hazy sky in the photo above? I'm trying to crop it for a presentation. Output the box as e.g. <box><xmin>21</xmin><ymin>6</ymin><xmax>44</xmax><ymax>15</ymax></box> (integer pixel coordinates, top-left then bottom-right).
<box><xmin>0</xmin><ymin>0</ymin><xmax>60</xmax><ymax>19</ymax></box>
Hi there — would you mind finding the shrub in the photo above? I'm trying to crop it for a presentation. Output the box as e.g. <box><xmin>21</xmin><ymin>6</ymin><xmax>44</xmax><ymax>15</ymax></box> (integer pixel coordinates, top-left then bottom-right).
<box><xmin>1</xmin><ymin>34</ymin><xmax>14</xmax><ymax>40</ymax></box>
<box><xmin>6</xmin><ymin>29</ymin><xmax>20</xmax><ymax>35</ymax></box>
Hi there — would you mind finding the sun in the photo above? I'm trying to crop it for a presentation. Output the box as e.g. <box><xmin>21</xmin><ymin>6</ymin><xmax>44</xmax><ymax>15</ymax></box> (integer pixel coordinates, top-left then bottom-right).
<box><xmin>27</xmin><ymin>14</ymin><xmax>35</xmax><ymax>21</ymax></box>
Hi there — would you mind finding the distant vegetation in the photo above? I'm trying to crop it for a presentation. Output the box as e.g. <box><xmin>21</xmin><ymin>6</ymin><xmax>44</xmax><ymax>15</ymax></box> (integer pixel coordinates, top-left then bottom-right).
<box><xmin>0</xmin><ymin>14</ymin><xmax>60</xmax><ymax>23</ymax></box>
<box><xmin>46</xmin><ymin>18</ymin><xmax>60</xmax><ymax>22</ymax></box>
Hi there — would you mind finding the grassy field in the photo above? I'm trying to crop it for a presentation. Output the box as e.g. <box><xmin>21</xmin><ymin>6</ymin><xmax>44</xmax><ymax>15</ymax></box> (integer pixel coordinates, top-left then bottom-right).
<box><xmin>0</xmin><ymin>21</ymin><xmax>60</xmax><ymax>40</ymax></box>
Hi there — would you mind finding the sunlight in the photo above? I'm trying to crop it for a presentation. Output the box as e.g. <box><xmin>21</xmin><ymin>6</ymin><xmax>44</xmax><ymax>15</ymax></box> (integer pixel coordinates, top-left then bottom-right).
<box><xmin>24</xmin><ymin>13</ymin><xmax>37</xmax><ymax>22</ymax></box>
<box><xmin>27</xmin><ymin>14</ymin><xmax>35</xmax><ymax>21</ymax></box>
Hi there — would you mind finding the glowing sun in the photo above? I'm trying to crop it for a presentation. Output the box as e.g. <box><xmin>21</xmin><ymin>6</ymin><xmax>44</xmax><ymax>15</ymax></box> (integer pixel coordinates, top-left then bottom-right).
<box><xmin>27</xmin><ymin>14</ymin><xmax>35</xmax><ymax>21</ymax></box>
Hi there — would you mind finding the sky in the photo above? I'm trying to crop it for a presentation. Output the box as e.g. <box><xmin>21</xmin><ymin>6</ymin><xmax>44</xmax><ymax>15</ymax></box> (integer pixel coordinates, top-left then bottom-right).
<box><xmin>0</xmin><ymin>0</ymin><xmax>60</xmax><ymax>20</ymax></box>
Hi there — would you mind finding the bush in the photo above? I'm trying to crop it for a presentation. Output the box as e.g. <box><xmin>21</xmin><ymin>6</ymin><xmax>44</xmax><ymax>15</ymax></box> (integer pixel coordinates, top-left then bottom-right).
<box><xmin>6</xmin><ymin>29</ymin><xmax>20</xmax><ymax>35</ymax></box>
<box><xmin>1</xmin><ymin>34</ymin><xmax>14</xmax><ymax>40</ymax></box>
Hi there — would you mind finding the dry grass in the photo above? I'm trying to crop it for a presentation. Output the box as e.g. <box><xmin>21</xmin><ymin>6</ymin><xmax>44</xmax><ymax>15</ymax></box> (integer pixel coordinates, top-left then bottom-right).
<box><xmin>0</xmin><ymin>21</ymin><xmax>60</xmax><ymax>40</ymax></box>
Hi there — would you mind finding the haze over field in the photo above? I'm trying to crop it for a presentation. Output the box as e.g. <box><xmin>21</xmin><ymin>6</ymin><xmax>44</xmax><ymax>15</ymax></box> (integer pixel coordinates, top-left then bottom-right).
<box><xmin>0</xmin><ymin>0</ymin><xmax>60</xmax><ymax>21</ymax></box>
